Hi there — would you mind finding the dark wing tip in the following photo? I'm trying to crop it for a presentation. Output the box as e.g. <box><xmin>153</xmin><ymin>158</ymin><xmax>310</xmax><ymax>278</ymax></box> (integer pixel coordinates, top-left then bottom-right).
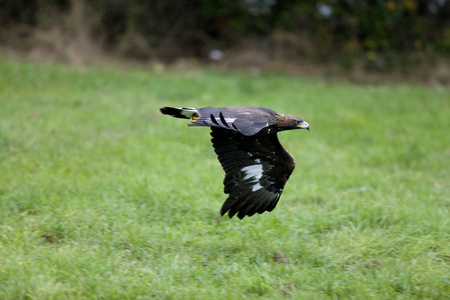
<box><xmin>160</xmin><ymin>107</ymin><xmax>175</xmax><ymax>115</ymax></box>
<box><xmin>220</xmin><ymin>190</ymin><xmax>281</xmax><ymax>219</ymax></box>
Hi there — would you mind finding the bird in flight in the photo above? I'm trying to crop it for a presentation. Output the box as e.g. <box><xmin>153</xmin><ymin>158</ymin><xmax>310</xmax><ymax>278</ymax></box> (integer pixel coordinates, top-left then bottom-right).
<box><xmin>160</xmin><ymin>106</ymin><xmax>310</xmax><ymax>219</ymax></box>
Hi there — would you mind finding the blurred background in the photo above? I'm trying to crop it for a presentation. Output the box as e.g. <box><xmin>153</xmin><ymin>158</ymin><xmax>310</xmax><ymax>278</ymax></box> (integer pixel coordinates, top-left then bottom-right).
<box><xmin>1</xmin><ymin>0</ymin><xmax>449</xmax><ymax>83</ymax></box>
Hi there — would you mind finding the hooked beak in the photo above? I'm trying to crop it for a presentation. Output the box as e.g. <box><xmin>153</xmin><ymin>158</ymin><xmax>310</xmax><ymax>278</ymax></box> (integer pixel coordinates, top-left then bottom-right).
<box><xmin>297</xmin><ymin>121</ymin><xmax>310</xmax><ymax>131</ymax></box>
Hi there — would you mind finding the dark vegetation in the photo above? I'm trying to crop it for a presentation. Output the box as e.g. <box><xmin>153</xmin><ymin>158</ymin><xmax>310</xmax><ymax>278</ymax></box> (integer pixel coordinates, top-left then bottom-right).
<box><xmin>1</xmin><ymin>0</ymin><xmax>449</xmax><ymax>82</ymax></box>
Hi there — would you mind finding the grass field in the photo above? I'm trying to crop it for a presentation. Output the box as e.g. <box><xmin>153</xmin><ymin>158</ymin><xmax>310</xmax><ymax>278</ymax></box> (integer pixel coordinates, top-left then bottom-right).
<box><xmin>0</xmin><ymin>59</ymin><xmax>449</xmax><ymax>299</ymax></box>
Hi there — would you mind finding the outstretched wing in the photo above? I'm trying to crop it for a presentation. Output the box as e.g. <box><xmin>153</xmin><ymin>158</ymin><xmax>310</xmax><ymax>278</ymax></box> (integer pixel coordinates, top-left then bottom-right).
<box><xmin>210</xmin><ymin>127</ymin><xmax>296</xmax><ymax>219</ymax></box>
<box><xmin>190</xmin><ymin>106</ymin><xmax>277</xmax><ymax>136</ymax></box>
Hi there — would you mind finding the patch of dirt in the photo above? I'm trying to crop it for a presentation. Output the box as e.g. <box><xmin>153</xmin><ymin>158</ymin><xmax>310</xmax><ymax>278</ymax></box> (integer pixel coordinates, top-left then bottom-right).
<box><xmin>41</xmin><ymin>233</ymin><xmax>61</xmax><ymax>244</ymax></box>
<box><xmin>364</xmin><ymin>259</ymin><xmax>382</xmax><ymax>268</ymax></box>
<box><xmin>314</xmin><ymin>197</ymin><xmax>325</xmax><ymax>205</ymax></box>
<box><xmin>274</xmin><ymin>251</ymin><xmax>290</xmax><ymax>264</ymax></box>
<box><xmin>279</xmin><ymin>282</ymin><xmax>295</xmax><ymax>296</ymax></box>
<box><xmin>343</xmin><ymin>259</ymin><xmax>381</xmax><ymax>271</ymax></box>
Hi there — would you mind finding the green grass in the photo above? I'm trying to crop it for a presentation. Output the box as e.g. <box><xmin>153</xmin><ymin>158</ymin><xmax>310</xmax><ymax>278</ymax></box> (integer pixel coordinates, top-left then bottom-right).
<box><xmin>0</xmin><ymin>59</ymin><xmax>449</xmax><ymax>299</ymax></box>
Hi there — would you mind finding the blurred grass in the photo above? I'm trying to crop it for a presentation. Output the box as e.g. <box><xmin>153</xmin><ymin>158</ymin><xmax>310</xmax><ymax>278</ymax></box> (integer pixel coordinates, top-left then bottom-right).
<box><xmin>0</xmin><ymin>60</ymin><xmax>449</xmax><ymax>299</ymax></box>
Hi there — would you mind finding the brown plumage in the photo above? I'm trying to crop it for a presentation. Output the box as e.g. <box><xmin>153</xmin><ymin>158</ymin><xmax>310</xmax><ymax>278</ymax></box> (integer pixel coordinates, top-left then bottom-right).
<box><xmin>160</xmin><ymin>106</ymin><xmax>310</xmax><ymax>219</ymax></box>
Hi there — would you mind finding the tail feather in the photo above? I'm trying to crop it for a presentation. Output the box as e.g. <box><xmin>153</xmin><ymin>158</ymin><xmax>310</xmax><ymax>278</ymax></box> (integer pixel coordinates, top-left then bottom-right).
<box><xmin>160</xmin><ymin>107</ymin><xmax>198</xmax><ymax>119</ymax></box>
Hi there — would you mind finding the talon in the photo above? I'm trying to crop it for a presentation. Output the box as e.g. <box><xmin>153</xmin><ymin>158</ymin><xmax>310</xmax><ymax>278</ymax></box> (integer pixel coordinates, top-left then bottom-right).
<box><xmin>190</xmin><ymin>114</ymin><xmax>199</xmax><ymax>123</ymax></box>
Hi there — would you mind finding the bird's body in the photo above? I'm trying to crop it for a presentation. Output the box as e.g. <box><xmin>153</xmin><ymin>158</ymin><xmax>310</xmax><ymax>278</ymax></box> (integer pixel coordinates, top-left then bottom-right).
<box><xmin>160</xmin><ymin>106</ymin><xmax>310</xmax><ymax>219</ymax></box>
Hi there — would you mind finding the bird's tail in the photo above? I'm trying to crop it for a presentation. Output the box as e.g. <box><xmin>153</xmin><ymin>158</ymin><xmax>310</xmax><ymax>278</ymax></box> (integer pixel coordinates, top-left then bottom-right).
<box><xmin>160</xmin><ymin>107</ymin><xmax>198</xmax><ymax>119</ymax></box>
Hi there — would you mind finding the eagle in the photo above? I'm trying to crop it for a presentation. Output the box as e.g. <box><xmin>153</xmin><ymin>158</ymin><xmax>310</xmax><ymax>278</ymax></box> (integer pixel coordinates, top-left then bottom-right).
<box><xmin>160</xmin><ymin>106</ymin><xmax>310</xmax><ymax>219</ymax></box>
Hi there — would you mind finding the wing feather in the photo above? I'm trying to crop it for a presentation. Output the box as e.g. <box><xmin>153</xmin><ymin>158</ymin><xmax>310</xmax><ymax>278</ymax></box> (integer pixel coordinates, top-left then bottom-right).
<box><xmin>210</xmin><ymin>127</ymin><xmax>295</xmax><ymax>219</ymax></box>
<box><xmin>190</xmin><ymin>106</ymin><xmax>277</xmax><ymax>136</ymax></box>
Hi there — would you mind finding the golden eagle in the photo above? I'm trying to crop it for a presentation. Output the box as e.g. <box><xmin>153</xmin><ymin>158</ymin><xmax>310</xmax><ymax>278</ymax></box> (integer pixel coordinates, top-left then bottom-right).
<box><xmin>160</xmin><ymin>106</ymin><xmax>310</xmax><ymax>219</ymax></box>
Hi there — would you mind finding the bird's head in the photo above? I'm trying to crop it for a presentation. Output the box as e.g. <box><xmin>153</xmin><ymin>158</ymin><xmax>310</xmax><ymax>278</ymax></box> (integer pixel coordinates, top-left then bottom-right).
<box><xmin>278</xmin><ymin>114</ymin><xmax>310</xmax><ymax>131</ymax></box>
